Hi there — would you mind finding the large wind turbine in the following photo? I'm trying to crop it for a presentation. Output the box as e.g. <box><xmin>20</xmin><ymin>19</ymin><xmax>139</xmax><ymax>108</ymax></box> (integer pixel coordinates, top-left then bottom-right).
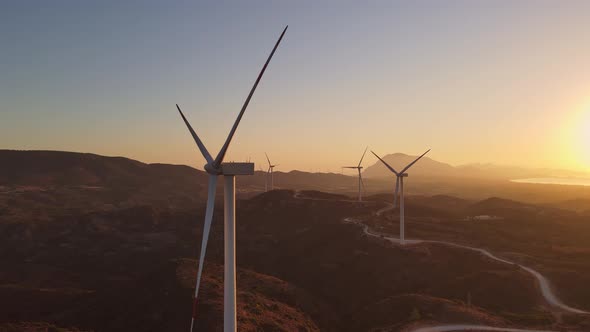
<box><xmin>371</xmin><ymin>149</ymin><xmax>430</xmax><ymax>245</ymax></box>
<box><xmin>342</xmin><ymin>146</ymin><xmax>368</xmax><ymax>202</ymax></box>
<box><xmin>176</xmin><ymin>26</ymin><xmax>287</xmax><ymax>332</ymax></box>
<box><xmin>264</xmin><ymin>152</ymin><xmax>278</xmax><ymax>191</ymax></box>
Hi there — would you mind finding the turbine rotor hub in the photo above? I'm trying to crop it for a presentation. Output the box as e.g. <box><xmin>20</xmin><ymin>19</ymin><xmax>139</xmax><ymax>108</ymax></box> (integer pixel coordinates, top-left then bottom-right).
<box><xmin>204</xmin><ymin>163</ymin><xmax>222</xmax><ymax>175</ymax></box>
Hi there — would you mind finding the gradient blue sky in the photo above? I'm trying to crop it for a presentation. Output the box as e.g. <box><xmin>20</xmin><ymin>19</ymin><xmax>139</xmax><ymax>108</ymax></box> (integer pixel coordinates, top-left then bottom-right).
<box><xmin>2</xmin><ymin>1</ymin><xmax>590</xmax><ymax>172</ymax></box>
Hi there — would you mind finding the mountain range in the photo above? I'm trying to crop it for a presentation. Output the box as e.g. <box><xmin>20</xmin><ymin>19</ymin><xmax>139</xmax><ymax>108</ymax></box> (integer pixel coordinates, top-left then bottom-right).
<box><xmin>3</xmin><ymin>149</ymin><xmax>587</xmax><ymax>186</ymax></box>
<box><xmin>2</xmin><ymin>150</ymin><xmax>590</xmax><ymax>207</ymax></box>
<box><xmin>362</xmin><ymin>152</ymin><xmax>589</xmax><ymax>179</ymax></box>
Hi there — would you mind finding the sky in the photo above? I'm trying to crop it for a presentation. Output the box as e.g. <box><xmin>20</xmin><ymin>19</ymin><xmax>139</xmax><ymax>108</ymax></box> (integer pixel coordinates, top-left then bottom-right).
<box><xmin>2</xmin><ymin>1</ymin><xmax>590</xmax><ymax>173</ymax></box>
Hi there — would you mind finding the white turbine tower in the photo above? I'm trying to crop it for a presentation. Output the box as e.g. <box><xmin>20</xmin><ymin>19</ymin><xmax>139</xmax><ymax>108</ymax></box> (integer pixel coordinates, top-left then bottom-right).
<box><xmin>264</xmin><ymin>152</ymin><xmax>278</xmax><ymax>191</ymax></box>
<box><xmin>342</xmin><ymin>146</ymin><xmax>368</xmax><ymax>202</ymax></box>
<box><xmin>371</xmin><ymin>149</ymin><xmax>430</xmax><ymax>245</ymax></box>
<box><xmin>177</xmin><ymin>26</ymin><xmax>287</xmax><ymax>332</ymax></box>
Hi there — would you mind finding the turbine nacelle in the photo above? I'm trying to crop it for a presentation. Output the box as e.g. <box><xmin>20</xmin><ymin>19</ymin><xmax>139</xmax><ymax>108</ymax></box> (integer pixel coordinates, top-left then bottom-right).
<box><xmin>221</xmin><ymin>162</ymin><xmax>255</xmax><ymax>175</ymax></box>
<box><xmin>204</xmin><ymin>162</ymin><xmax>255</xmax><ymax>175</ymax></box>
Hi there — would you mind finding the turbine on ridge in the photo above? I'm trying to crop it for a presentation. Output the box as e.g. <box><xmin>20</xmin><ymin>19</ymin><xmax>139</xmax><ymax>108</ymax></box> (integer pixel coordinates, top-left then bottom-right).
<box><xmin>176</xmin><ymin>26</ymin><xmax>287</xmax><ymax>332</ymax></box>
<box><xmin>342</xmin><ymin>146</ymin><xmax>368</xmax><ymax>202</ymax></box>
<box><xmin>371</xmin><ymin>149</ymin><xmax>430</xmax><ymax>245</ymax></box>
<box><xmin>265</xmin><ymin>152</ymin><xmax>278</xmax><ymax>191</ymax></box>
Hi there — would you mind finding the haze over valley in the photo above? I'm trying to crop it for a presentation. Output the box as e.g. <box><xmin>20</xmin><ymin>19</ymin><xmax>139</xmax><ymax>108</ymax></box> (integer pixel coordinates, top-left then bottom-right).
<box><xmin>2</xmin><ymin>150</ymin><xmax>590</xmax><ymax>331</ymax></box>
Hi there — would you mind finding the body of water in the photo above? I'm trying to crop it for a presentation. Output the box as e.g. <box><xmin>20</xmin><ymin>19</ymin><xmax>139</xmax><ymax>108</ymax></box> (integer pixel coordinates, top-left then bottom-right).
<box><xmin>511</xmin><ymin>177</ymin><xmax>590</xmax><ymax>186</ymax></box>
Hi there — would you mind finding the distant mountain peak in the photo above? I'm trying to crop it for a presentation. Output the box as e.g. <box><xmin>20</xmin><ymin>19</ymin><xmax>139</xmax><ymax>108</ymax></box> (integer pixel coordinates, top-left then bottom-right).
<box><xmin>363</xmin><ymin>152</ymin><xmax>453</xmax><ymax>178</ymax></box>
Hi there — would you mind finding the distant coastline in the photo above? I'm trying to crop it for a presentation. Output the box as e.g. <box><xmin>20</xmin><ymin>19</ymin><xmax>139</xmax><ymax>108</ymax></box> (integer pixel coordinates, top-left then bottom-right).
<box><xmin>512</xmin><ymin>177</ymin><xmax>590</xmax><ymax>187</ymax></box>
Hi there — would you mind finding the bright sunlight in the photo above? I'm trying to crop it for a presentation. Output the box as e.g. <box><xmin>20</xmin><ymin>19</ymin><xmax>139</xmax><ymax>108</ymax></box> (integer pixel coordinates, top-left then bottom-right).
<box><xmin>572</xmin><ymin>109</ymin><xmax>590</xmax><ymax>169</ymax></box>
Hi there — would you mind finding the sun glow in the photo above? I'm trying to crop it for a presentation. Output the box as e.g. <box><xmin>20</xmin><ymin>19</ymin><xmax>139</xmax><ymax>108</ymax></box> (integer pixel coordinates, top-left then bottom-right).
<box><xmin>557</xmin><ymin>102</ymin><xmax>590</xmax><ymax>172</ymax></box>
<box><xmin>583</xmin><ymin>117</ymin><xmax>590</xmax><ymax>143</ymax></box>
<box><xmin>568</xmin><ymin>108</ymin><xmax>590</xmax><ymax>170</ymax></box>
<box><xmin>581</xmin><ymin>112</ymin><xmax>590</xmax><ymax>165</ymax></box>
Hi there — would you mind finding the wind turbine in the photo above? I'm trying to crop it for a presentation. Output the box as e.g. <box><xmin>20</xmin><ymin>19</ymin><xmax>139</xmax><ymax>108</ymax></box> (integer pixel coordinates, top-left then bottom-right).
<box><xmin>264</xmin><ymin>152</ymin><xmax>278</xmax><ymax>191</ymax></box>
<box><xmin>342</xmin><ymin>146</ymin><xmax>368</xmax><ymax>202</ymax></box>
<box><xmin>371</xmin><ymin>149</ymin><xmax>430</xmax><ymax>245</ymax></box>
<box><xmin>176</xmin><ymin>26</ymin><xmax>287</xmax><ymax>332</ymax></box>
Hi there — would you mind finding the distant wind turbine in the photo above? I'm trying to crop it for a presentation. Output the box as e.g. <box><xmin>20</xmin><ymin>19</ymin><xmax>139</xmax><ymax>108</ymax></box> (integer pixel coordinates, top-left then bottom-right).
<box><xmin>176</xmin><ymin>26</ymin><xmax>287</xmax><ymax>332</ymax></box>
<box><xmin>265</xmin><ymin>152</ymin><xmax>278</xmax><ymax>191</ymax></box>
<box><xmin>342</xmin><ymin>146</ymin><xmax>368</xmax><ymax>202</ymax></box>
<box><xmin>371</xmin><ymin>149</ymin><xmax>430</xmax><ymax>245</ymax></box>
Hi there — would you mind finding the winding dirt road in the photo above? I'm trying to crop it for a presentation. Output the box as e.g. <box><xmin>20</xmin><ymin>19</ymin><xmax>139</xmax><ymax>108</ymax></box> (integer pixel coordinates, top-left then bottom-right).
<box><xmin>408</xmin><ymin>325</ymin><xmax>556</xmax><ymax>332</ymax></box>
<box><xmin>352</xmin><ymin>200</ymin><xmax>590</xmax><ymax>315</ymax></box>
<box><xmin>294</xmin><ymin>191</ymin><xmax>588</xmax><ymax>331</ymax></box>
<box><xmin>344</xmin><ymin>216</ymin><xmax>589</xmax><ymax>315</ymax></box>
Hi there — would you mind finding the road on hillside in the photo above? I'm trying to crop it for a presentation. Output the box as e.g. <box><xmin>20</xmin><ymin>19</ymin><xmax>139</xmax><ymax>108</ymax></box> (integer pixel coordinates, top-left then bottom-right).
<box><xmin>344</xmin><ymin>215</ymin><xmax>590</xmax><ymax>315</ymax></box>
<box><xmin>292</xmin><ymin>191</ymin><xmax>588</xmax><ymax>332</ymax></box>
<box><xmin>408</xmin><ymin>325</ymin><xmax>557</xmax><ymax>332</ymax></box>
<box><xmin>346</xmin><ymin>199</ymin><xmax>590</xmax><ymax>315</ymax></box>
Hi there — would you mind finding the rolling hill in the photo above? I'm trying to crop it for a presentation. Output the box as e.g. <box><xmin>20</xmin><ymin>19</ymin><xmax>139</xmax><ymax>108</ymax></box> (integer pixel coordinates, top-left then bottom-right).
<box><xmin>2</xmin><ymin>150</ymin><xmax>590</xmax><ymax>330</ymax></box>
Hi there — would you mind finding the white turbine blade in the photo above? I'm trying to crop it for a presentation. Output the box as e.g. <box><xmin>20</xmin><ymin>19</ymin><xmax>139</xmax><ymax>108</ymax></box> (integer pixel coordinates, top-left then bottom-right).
<box><xmin>265</xmin><ymin>152</ymin><xmax>272</xmax><ymax>167</ymax></box>
<box><xmin>214</xmin><ymin>26</ymin><xmax>288</xmax><ymax>167</ymax></box>
<box><xmin>358</xmin><ymin>146</ymin><xmax>368</xmax><ymax>167</ymax></box>
<box><xmin>400</xmin><ymin>149</ymin><xmax>431</xmax><ymax>174</ymax></box>
<box><xmin>176</xmin><ymin>104</ymin><xmax>214</xmax><ymax>165</ymax></box>
<box><xmin>191</xmin><ymin>175</ymin><xmax>218</xmax><ymax>326</ymax></box>
<box><xmin>393</xmin><ymin>177</ymin><xmax>399</xmax><ymax>208</ymax></box>
<box><xmin>371</xmin><ymin>151</ymin><xmax>399</xmax><ymax>176</ymax></box>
